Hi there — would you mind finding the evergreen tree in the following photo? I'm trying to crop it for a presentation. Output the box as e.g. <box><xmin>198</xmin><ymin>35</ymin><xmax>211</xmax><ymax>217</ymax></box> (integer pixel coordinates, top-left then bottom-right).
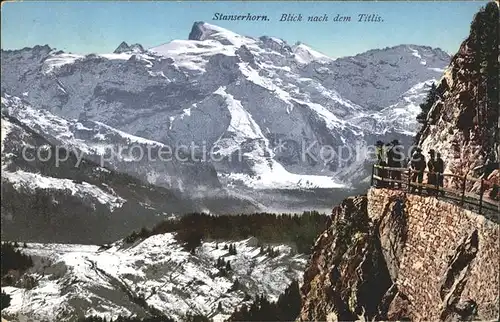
<box><xmin>226</xmin><ymin>280</ymin><xmax>301</xmax><ymax>321</ymax></box>
<box><xmin>276</xmin><ymin>280</ymin><xmax>301</xmax><ymax>320</ymax></box>
<box><xmin>131</xmin><ymin>210</ymin><xmax>328</xmax><ymax>255</ymax></box>
<box><xmin>416</xmin><ymin>83</ymin><xmax>438</xmax><ymax>124</ymax></box>
<box><xmin>139</xmin><ymin>227</ymin><xmax>150</xmax><ymax>239</ymax></box>
<box><xmin>471</xmin><ymin>2</ymin><xmax>498</xmax><ymax>151</ymax></box>
<box><xmin>1</xmin><ymin>290</ymin><xmax>11</xmax><ymax>310</ymax></box>
<box><xmin>1</xmin><ymin>242</ymin><xmax>34</xmax><ymax>277</ymax></box>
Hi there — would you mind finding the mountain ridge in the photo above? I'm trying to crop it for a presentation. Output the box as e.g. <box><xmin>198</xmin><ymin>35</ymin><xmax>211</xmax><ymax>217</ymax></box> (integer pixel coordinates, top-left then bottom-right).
<box><xmin>1</xmin><ymin>23</ymin><xmax>449</xmax><ymax>192</ymax></box>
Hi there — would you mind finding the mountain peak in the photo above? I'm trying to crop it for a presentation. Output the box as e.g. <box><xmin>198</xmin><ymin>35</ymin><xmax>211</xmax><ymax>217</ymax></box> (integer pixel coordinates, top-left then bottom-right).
<box><xmin>1</xmin><ymin>44</ymin><xmax>52</xmax><ymax>55</ymax></box>
<box><xmin>354</xmin><ymin>44</ymin><xmax>450</xmax><ymax>59</ymax></box>
<box><xmin>113</xmin><ymin>41</ymin><xmax>144</xmax><ymax>54</ymax></box>
<box><xmin>188</xmin><ymin>21</ymin><xmax>236</xmax><ymax>41</ymax></box>
<box><xmin>188</xmin><ymin>21</ymin><xmax>207</xmax><ymax>40</ymax></box>
<box><xmin>292</xmin><ymin>42</ymin><xmax>333</xmax><ymax>64</ymax></box>
<box><xmin>113</xmin><ymin>41</ymin><xmax>130</xmax><ymax>53</ymax></box>
<box><xmin>187</xmin><ymin>22</ymin><xmax>253</xmax><ymax>47</ymax></box>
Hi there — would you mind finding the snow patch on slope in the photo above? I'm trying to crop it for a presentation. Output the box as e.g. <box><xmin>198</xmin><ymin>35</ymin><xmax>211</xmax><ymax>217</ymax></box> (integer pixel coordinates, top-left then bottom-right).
<box><xmin>149</xmin><ymin>40</ymin><xmax>236</xmax><ymax>73</ymax></box>
<box><xmin>428</xmin><ymin>67</ymin><xmax>445</xmax><ymax>73</ymax></box>
<box><xmin>43</xmin><ymin>53</ymin><xmax>85</xmax><ymax>73</ymax></box>
<box><xmin>293</xmin><ymin>43</ymin><xmax>333</xmax><ymax>64</ymax></box>
<box><xmin>409</xmin><ymin>47</ymin><xmax>422</xmax><ymax>59</ymax></box>
<box><xmin>3</xmin><ymin>235</ymin><xmax>306</xmax><ymax>321</ymax></box>
<box><xmin>0</xmin><ymin>25</ymin><xmax>451</xmax><ymax>189</ymax></box>
<box><xmin>223</xmin><ymin>165</ymin><xmax>343</xmax><ymax>190</ymax></box>
<box><xmin>194</xmin><ymin>22</ymin><xmax>256</xmax><ymax>47</ymax></box>
<box><xmin>2</xmin><ymin>95</ymin><xmax>95</xmax><ymax>153</ymax></box>
<box><xmin>408</xmin><ymin>46</ymin><xmax>428</xmax><ymax>66</ymax></box>
<box><xmin>214</xmin><ymin>86</ymin><xmax>265</xmax><ymax>156</ymax></box>
<box><xmin>349</xmin><ymin>79</ymin><xmax>438</xmax><ymax>135</ymax></box>
<box><xmin>1</xmin><ymin>115</ymin><xmax>13</xmax><ymax>153</ymax></box>
<box><xmin>42</xmin><ymin>52</ymin><xmax>156</xmax><ymax>74</ymax></box>
<box><xmin>2</xmin><ymin>95</ymin><xmax>167</xmax><ymax>153</ymax></box>
<box><xmin>2</xmin><ymin>170</ymin><xmax>125</xmax><ymax>211</ymax></box>
<box><xmin>221</xmin><ymin>139</ymin><xmax>344</xmax><ymax>190</ymax></box>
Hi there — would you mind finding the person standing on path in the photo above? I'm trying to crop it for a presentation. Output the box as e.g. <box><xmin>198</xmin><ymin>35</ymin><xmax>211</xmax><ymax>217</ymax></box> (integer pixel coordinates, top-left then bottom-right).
<box><xmin>375</xmin><ymin>140</ymin><xmax>388</xmax><ymax>187</ymax></box>
<box><xmin>410</xmin><ymin>147</ymin><xmax>426</xmax><ymax>193</ymax></box>
<box><xmin>427</xmin><ymin>149</ymin><xmax>438</xmax><ymax>195</ymax></box>
<box><xmin>387</xmin><ymin>139</ymin><xmax>403</xmax><ymax>188</ymax></box>
<box><xmin>436</xmin><ymin>152</ymin><xmax>445</xmax><ymax>196</ymax></box>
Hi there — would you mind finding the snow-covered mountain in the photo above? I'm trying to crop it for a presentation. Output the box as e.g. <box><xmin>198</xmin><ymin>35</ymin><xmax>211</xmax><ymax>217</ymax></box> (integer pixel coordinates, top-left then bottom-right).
<box><xmin>0</xmin><ymin>98</ymin><xmax>260</xmax><ymax>243</ymax></box>
<box><xmin>1</xmin><ymin>94</ymin><xmax>221</xmax><ymax>192</ymax></box>
<box><xmin>0</xmin><ymin>22</ymin><xmax>451</xmax><ymax>192</ymax></box>
<box><xmin>2</xmin><ymin>235</ymin><xmax>306</xmax><ymax>322</ymax></box>
<box><xmin>292</xmin><ymin>42</ymin><xmax>333</xmax><ymax>65</ymax></box>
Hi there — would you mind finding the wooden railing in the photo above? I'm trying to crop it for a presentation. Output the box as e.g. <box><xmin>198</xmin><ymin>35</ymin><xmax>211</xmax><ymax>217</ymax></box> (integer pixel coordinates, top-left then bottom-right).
<box><xmin>370</xmin><ymin>164</ymin><xmax>499</xmax><ymax>215</ymax></box>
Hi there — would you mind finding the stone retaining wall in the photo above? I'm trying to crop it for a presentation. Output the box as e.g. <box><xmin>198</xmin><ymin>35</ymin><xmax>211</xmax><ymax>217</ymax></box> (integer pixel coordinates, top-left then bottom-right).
<box><xmin>367</xmin><ymin>188</ymin><xmax>499</xmax><ymax>320</ymax></box>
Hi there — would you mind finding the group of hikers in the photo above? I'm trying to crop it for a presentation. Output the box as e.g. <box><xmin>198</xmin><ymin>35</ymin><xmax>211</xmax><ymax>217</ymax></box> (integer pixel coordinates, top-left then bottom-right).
<box><xmin>374</xmin><ymin>140</ymin><xmax>445</xmax><ymax>194</ymax></box>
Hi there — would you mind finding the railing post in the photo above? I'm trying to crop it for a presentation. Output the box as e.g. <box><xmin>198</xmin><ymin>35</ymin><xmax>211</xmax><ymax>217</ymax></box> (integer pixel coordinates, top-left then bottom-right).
<box><xmin>371</xmin><ymin>164</ymin><xmax>375</xmax><ymax>187</ymax></box>
<box><xmin>407</xmin><ymin>169</ymin><xmax>412</xmax><ymax>193</ymax></box>
<box><xmin>435</xmin><ymin>172</ymin><xmax>439</xmax><ymax>198</ymax></box>
<box><xmin>461</xmin><ymin>175</ymin><xmax>467</xmax><ymax>206</ymax></box>
<box><xmin>479</xmin><ymin>179</ymin><xmax>484</xmax><ymax>214</ymax></box>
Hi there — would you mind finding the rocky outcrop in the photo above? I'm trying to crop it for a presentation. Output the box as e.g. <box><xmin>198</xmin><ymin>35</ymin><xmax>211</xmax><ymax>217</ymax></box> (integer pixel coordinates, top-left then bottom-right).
<box><xmin>113</xmin><ymin>41</ymin><xmax>144</xmax><ymax>54</ymax></box>
<box><xmin>299</xmin><ymin>188</ymin><xmax>499</xmax><ymax>321</ymax></box>
<box><xmin>417</xmin><ymin>2</ymin><xmax>499</xmax><ymax>185</ymax></box>
<box><xmin>299</xmin><ymin>196</ymin><xmax>393</xmax><ymax>321</ymax></box>
<box><xmin>188</xmin><ymin>21</ymin><xmax>211</xmax><ymax>41</ymax></box>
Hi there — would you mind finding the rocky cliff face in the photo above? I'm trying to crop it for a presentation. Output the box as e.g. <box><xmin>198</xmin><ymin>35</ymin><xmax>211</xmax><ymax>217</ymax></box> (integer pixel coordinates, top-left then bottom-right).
<box><xmin>417</xmin><ymin>2</ymin><xmax>499</xmax><ymax>185</ymax></box>
<box><xmin>299</xmin><ymin>196</ymin><xmax>392</xmax><ymax>321</ymax></box>
<box><xmin>299</xmin><ymin>189</ymin><xmax>499</xmax><ymax>321</ymax></box>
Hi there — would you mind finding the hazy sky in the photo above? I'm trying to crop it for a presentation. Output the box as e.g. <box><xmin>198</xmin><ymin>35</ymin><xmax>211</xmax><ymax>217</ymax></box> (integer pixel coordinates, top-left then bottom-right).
<box><xmin>1</xmin><ymin>1</ymin><xmax>488</xmax><ymax>58</ymax></box>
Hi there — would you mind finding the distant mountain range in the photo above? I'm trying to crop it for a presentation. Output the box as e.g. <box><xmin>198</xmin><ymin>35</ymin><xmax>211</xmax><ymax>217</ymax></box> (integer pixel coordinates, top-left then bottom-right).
<box><xmin>1</xmin><ymin>22</ymin><xmax>450</xmax><ymax>193</ymax></box>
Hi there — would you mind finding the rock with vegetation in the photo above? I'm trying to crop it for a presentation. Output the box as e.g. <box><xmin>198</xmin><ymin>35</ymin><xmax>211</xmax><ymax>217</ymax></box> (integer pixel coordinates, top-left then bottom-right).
<box><xmin>417</xmin><ymin>1</ymin><xmax>499</xmax><ymax>190</ymax></box>
<box><xmin>299</xmin><ymin>196</ymin><xmax>393</xmax><ymax>321</ymax></box>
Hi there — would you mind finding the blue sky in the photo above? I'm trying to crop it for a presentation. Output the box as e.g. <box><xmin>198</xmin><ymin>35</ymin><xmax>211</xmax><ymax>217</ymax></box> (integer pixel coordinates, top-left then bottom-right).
<box><xmin>1</xmin><ymin>1</ymin><xmax>488</xmax><ymax>58</ymax></box>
